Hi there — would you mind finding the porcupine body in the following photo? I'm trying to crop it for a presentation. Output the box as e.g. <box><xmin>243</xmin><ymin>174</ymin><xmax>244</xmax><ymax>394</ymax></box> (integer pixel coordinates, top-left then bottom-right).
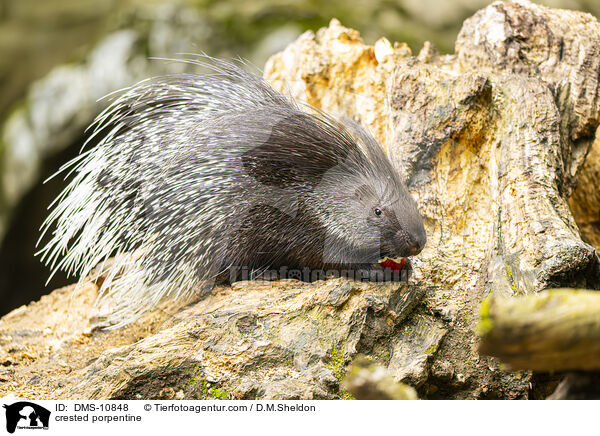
<box><xmin>38</xmin><ymin>58</ymin><xmax>426</xmax><ymax>326</ymax></box>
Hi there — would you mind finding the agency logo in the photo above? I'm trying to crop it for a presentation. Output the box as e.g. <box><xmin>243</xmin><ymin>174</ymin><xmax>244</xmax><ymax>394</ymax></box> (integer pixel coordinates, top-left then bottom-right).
<box><xmin>2</xmin><ymin>402</ymin><xmax>50</xmax><ymax>433</ymax></box>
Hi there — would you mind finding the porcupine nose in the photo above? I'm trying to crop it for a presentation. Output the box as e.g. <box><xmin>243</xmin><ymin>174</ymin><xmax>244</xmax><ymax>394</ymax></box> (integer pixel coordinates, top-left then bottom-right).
<box><xmin>408</xmin><ymin>221</ymin><xmax>427</xmax><ymax>256</ymax></box>
<box><xmin>407</xmin><ymin>241</ymin><xmax>422</xmax><ymax>256</ymax></box>
<box><xmin>401</xmin><ymin>229</ymin><xmax>426</xmax><ymax>256</ymax></box>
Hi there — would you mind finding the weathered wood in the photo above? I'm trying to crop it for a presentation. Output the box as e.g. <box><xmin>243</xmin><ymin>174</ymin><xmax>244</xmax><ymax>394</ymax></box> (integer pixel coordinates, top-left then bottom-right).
<box><xmin>3</xmin><ymin>0</ymin><xmax>600</xmax><ymax>400</ymax></box>
<box><xmin>478</xmin><ymin>289</ymin><xmax>600</xmax><ymax>371</ymax></box>
<box><xmin>264</xmin><ymin>0</ymin><xmax>600</xmax><ymax>398</ymax></box>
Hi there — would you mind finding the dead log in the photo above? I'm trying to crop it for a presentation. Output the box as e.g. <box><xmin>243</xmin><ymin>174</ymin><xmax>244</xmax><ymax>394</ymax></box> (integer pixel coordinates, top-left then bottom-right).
<box><xmin>478</xmin><ymin>289</ymin><xmax>600</xmax><ymax>371</ymax></box>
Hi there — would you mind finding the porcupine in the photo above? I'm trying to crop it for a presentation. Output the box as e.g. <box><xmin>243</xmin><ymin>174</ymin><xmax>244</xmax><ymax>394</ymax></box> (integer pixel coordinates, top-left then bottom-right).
<box><xmin>38</xmin><ymin>57</ymin><xmax>426</xmax><ymax>326</ymax></box>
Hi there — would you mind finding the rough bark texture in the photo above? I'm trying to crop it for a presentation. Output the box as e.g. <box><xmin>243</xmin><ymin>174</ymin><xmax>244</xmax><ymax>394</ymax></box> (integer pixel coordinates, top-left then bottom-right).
<box><xmin>2</xmin><ymin>0</ymin><xmax>600</xmax><ymax>400</ymax></box>
<box><xmin>264</xmin><ymin>0</ymin><xmax>600</xmax><ymax>397</ymax></box>
<box><xmin>1</xmin><ymin>279</ymin><xmax>424</xmax><ymax>399</ymax></box>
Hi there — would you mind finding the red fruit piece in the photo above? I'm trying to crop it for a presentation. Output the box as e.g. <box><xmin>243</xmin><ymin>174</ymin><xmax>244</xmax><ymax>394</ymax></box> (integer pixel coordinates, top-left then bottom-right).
<box><xmin>379</xmin><ymin>257</ymin><xmax>406</xmax><ymax>271</ymax></box>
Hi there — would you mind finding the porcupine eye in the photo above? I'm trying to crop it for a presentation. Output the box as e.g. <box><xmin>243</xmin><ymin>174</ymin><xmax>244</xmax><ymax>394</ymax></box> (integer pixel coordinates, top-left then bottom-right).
<box><xmin>374</xmin><ymin>208</ymin><xmax>382</xmax><ymax>217</ymax></box>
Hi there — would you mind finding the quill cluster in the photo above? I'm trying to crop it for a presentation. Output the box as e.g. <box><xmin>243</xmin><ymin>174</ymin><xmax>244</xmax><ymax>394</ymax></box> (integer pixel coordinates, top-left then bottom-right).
<box><xmin>38</xmin><ymin>58</ymin><xmax>426</xmax><ymax>326</ymax></box>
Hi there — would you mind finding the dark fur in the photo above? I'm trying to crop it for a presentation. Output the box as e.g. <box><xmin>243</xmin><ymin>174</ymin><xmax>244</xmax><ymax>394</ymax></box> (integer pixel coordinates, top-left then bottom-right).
<box><xmin>38</xmin><ymin>57</ymin><xmax>426</xmax><ymax>324</ymax></box>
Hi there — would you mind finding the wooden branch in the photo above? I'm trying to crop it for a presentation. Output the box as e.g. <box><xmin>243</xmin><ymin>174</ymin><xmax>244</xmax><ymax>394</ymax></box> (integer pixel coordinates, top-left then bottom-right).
<box><xmin>478</xmin><ymin>289</ymin><xmax>600</xmax><ymax>371</ymax></box>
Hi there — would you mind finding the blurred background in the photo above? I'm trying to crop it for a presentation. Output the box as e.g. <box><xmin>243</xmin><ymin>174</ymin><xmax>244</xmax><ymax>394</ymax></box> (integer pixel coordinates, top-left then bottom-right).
<box><xmin>0</xmin><ymin>0</ymin><xmax>598</xmax><ymax>316</ymax></box>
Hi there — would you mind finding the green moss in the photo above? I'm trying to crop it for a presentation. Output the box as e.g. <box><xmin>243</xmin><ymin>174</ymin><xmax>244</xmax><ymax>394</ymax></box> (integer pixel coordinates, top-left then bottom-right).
<box><xmin>197</xmin><ymin>379</ymin><xmax>231</xmax><ymax>400</ymax></box>
<box><xmin>476</xmin><ymin>296</ymin><xmax>493</xmax><ymax>336</ymax></box>
<box><xmin>187</xmin><ymin>365</ymin><xmax>203</xmax><ymax>386</ymax></box>
<box><xmin>187</xmin><ymin>366</ymin><xmax>230</xmax><ymax>399</ymax></box>
<box><xmin>338</xmin><ymin>390</ymin><xmax>354</xmax><ymax>400</ymax></box>
<box><xmin>326</xmin><ymin>343</ymin><xmax>345</xmax><ymax>380</ymax></box>
<box><xmin>209</xmin><ymin>387</ymin><xmax>229</xmax><ymax>399</ymax></box>
<box><xmin>325</xmin><ymin>342</ymin><xmax>354</xmax><ymax>400</ymax></box>
<box><xmin>423</xmin><ymin>344</ymin><xmax>438</xmax><ymax>354</ymax></box>
<box><xmin>505</xmin><ymin>265</ymin><xmax>518</xmax><ymax>295</ymax></box>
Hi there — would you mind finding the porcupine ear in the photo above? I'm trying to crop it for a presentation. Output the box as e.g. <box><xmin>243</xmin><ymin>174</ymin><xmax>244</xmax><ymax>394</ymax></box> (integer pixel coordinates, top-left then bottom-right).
<box><xmin>242</xmin><ymin>111</ymin><xmax>359</xmax><ymax>189</ymax></box>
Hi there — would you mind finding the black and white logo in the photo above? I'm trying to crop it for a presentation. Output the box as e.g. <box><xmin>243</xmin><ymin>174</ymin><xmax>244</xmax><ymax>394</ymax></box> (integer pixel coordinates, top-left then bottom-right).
<box><xmin>3</xmin><ymin>402</ymin><xmax>50</xmax><ymax>433</ymax></box>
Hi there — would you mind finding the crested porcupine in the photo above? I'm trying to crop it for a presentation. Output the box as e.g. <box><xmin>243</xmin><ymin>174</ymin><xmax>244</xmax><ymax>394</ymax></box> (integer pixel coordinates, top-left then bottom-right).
<box><xmin>37</xmin><ymin>57</ymin><xmax>426</xmax><ymax>326</ymax></box>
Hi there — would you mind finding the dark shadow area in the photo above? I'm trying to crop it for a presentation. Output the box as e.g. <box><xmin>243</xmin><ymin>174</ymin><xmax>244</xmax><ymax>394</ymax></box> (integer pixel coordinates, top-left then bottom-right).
<box><xmin>0</xmin><ymin>139</ymin><xmax>83</xmax><ymax>317</ymax></box>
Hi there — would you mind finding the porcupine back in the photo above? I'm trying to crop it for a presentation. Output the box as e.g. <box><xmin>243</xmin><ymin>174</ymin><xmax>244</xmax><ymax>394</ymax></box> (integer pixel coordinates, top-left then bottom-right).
<box><xmin>38</xmin><ymin>57</ymin><xmax>425</xmax><ymax>326</ymax></box>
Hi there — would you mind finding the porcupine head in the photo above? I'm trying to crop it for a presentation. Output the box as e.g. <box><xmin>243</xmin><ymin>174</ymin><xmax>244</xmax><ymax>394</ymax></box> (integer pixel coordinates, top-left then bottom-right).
<box><xmin>37</xmin><ymin>57</ymin><xmax>426</xmax><ymax>327</ymax></box>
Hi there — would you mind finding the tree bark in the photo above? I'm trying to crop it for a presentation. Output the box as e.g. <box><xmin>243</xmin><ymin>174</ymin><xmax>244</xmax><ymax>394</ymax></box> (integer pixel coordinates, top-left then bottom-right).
<box><xmin>263</xmin><ymin>0</ymin><xmax>600</xmax><ymax>398</ymax></box>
